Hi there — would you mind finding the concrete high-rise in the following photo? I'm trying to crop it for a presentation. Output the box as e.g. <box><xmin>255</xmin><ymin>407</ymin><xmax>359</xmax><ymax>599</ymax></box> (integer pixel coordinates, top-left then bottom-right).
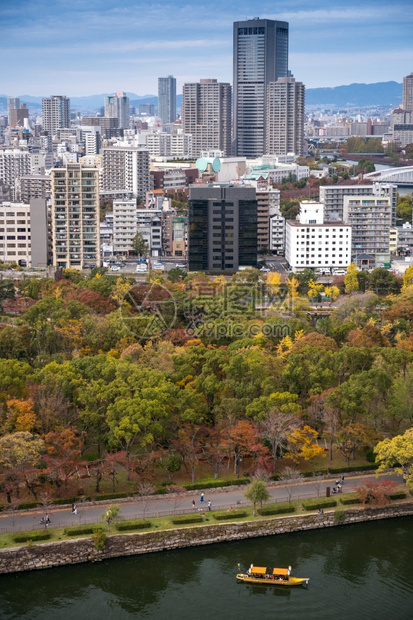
<box><xmin>233</xmin><ymin>17</ymin><xmax>289</xmax><ymax>157</ymax></box>
<box><xmin>266</xmin><ymin>76</ymin><xmax>305</xmax><ymax>156</ymax></box>
<box><xmin>104</xmin><ymin>92</ymin><xmax>130</xmax><ymax>129</ymax></box>
<box><xmin>7</xmin><ymin>98</ymin><xmax>20</xmax><ymax>125</ymax></box>
<box><xmin>182</xmin><ymin>79</ymin><xmax>232</xmax><ymax>157</ymax></box>
<box><xmin>188</xmin><ymin>185</ymin><xmax>257</xmax><ymax>271</ymax></box>
<box><xmin>42</xmin><ymin>96</ymin><xmax>70</xmax><ymax>136</ymax></box>
<box><xmin>51</xmin><ymin>163</ymin><xmax>100</xmax><ymax>269</ymax></box>
<box><xmin>402</xmin><ymin>72</ymin><xmax>413</xmax><ymax>111</ymax></box>
<box><xmin>158</xmin><ymin>76</ymin><xmax>176</xmax><ymax>124</ymax></box>
<box><xmin>102</xmin><ymin>146</ymin><xmax>150</xmax><ymax>197</ymax></box>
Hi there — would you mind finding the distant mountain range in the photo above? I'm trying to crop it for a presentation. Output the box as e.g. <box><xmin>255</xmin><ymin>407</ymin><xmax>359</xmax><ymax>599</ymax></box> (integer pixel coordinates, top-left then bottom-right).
<box><xmin>0</xmin><ymin>81</ymin><xmax>403</xmax><ymax>113</ymax></box>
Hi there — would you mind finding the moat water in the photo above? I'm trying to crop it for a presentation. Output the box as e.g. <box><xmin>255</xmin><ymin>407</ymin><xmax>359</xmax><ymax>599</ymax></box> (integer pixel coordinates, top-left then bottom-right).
<box><xmin>0</xmin><ymin>517</ymin><xmax>412</xmax><ymax>620</ymax></box>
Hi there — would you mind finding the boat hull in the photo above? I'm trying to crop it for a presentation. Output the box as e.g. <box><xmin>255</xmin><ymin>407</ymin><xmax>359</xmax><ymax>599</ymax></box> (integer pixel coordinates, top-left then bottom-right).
<box><xmin>236</xmin><ymin>573</ymin><xmax>309</xmax><ymax>587</ymax></box>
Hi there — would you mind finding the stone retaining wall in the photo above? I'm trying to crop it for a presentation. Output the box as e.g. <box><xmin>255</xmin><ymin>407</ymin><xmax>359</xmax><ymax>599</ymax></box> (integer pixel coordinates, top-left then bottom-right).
<box><xmin>1</xmin><ymin>502</ymin><xmax>412</xmax><ymax>575</ymax></box>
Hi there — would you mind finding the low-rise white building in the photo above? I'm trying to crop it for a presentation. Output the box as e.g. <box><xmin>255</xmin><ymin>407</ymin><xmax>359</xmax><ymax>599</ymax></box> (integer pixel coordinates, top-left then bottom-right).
<box><xmin>285</xmin><ymin>201</ymin><xmax>352</xmax><ymax>272</ymax></box>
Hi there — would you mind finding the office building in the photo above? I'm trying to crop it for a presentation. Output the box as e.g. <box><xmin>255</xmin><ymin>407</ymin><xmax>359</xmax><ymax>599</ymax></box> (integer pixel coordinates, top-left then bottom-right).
<box><xmin>319</xmin><ymin>183</ymin><xmax>397</xmax><ymax>225</ymax></box>
<box><xmin>81</xmin><ymin>116</ymin><xmax>120</xmax><ymax>139</ymax></box>
<box><xmin>233</xmin><ymin>17</ymin><xmax>289</xmax><ymax>157</ymax></box>
<box><xmin>42</xmin><ymin>96</ymin><xmax>70</xmax><ymax>136</ymax></box>
<box><xmin>188</xmin><ymin>185</ymin><xmax>257</xmax><ymax>271</ymax></box>
<box><xmin>402</xmin><ymin>72</ymin><xmax>413</xmax><ymax>111</ymax></box>
<box><xmin>16</xmin><ymin>174</ymin><xmax>51</xmax><ymax>203</ymax></box>
<box><xmin>51</xmin><ymin>163</ymin><xmax>100</xmax><ymax>269</ymax></box>
<box><xmin>158</xmin><ymin>76</ymin><xmax>176</xmax><ymax>124</ymax></box>
<box><xmin>285</xmin><ymin>201</ymin><xmax>352</xmax><ymax>272</ymax></box>
<box><xmin>104</xmin><ymin>92</ymin><xmax>130</xmax><ymax>129</ymax></box>
<box><xmin>9</xmin><ymin>103</ymin><xmax>29</xmax><ymax>129</ymax></box>
<box><xmin>182</xmin><ymin>79</ymin><xmax>232</xmax><ymax>157</ymax></box>
<box><xmin>343</xmin><ymin>195</ymin><xmax>392</xmax><ymax>256</ymax></box>
<box><xmin>7</xmin><ymin>98</ymin><xmax>20</xmax><ymax>125</ymax></box>
<box><xmin>266</xmin><ymin>76</ymin><xmax>305</xmax><ymax>156</ymax></box>
<box><xmin>102</xmin><ymin>146</ymin><xmax>150</xmax><ymax>197</ymax></box>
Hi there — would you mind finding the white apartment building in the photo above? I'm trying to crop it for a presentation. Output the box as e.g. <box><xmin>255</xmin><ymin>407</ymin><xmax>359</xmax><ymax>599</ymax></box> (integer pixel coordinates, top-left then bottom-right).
<box><xmin>102</xmin><ymin>146</ymin><xmax>150</xmax><ymax>198</ymax></box>
<box><xmin>52</xmin><ymin>164</ymin><xmax>100</xmax><ymax>269</ymax></box>
<box><xmin>319</xmin><ymin>182</ymin><xmax>397</xmax><ymax>225</ymax></box>
<box><xmin>285</xmin><ymin>201</ymin><xmax>352</xmax><ymax>272</ymax></box>
<box><xmin>0</xmin><ymin>150</ymin><xmax>31</xmax><ymax>199</ymax></box>
<box><xmin>343</xmin><ymin>195</ymin><xmax>391</xmax><ymax>256</ymax></box>
<box><xmin>0</xmin><ymin>199</ymin><xmax>49</xmax><ymax>267</ymax></box>
<box><xmin>16</xmin><ymin>174</ymin><xmax>51</xmax><ymax>203</ymax></box>
<box><xmin>42</xmin><ymin>96</ymin><xmax>70</xmax><ymax>136</ymax></box>
<box><xmin>112</xmin><ymin>199</ymin><xmax>138</xmax><ymax>254</ymax></box>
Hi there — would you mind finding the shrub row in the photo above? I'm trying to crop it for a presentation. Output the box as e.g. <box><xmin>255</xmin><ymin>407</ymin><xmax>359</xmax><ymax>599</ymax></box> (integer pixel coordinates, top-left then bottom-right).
<box><xmin>213</xmin><ymin>510</ymin><xmax>248</xmax><ymax>521</ymax></box>
<box><xmin>389</xmin><ymin>491</ymin><xmax>407</xmax><ymax>500</ymax></box>
<box><xmin>13</xmin><ymin>530</ymin><xmax>51</xmax><ymax>543</ymax></box>
<box><xmin>17</xmin><ymin>502</ymin><xmax>41</xmax><ymax>510</ymax></box>
<box><xmin>340</xmin><ymin>494</ymin><xmax>361</xmax><ymax>505</ymax></box>
<box><xmin>302</xmin><ymin>498</ymin><xmax>337</xmax><ymax>510</ymax></box>
<box><xmin>63</xmin><ymin>525</ymin><xmax>103</xmax><ymax>536</ymax></box>
<box><xmin>94</xmin><ymin>492</ymin><xmax>130</xmax><ymax>501</ymax></box>
<box><xmin>115</xmin><ymin>519</ymin><xmax>151</xmax><ymax>532</ymax></box>
<box><xmin>171</xmin><ymin>515</ymin><xmax>204</xmax><ymax>525</ymax></box>
<box><xmin>328</xmin><ymin>464</ymin><xmax>377</xmax><ymax>474</ymax></box>
<box><xmin>183</xmin><ymin>478</ymin><xmax>250</xmax><ymax>491</ymax></box>
<box><xmin>257</xmin><ymin>503</ymin><xmax>295</xmax><ymax>516</ymax></box>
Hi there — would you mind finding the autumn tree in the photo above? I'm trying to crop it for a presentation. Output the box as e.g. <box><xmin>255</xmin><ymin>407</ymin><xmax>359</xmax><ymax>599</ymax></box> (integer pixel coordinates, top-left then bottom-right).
<box><xmin>356</xmin><ymin>480</ymin><xmax>398</xmax><ymax>505</ymax></box>
<box><xmin>344</xmin><ymin>263</ymin><xmax>359</xmax><ymax>295</ymax></box>
<box><xmin>43</xmin><ymin>428</ymin><xmax>83</xmax><ymax>496</ymax></box>
<box><xmin>374</xmin><ymin>427</ymin><xmax>413</xmax><ymax>489</ymax></box>
<box><xmin>285</xmin><ymin>425</ymin><xmax>326</xmax><ymax>463</ymax></box>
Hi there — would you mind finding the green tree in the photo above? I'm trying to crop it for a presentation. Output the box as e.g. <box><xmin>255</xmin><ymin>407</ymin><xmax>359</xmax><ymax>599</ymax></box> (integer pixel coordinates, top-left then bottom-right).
<box><xmin>102</xmin><ymin>504</ymin><xmax>120</xmax><ymax>531</ymax></box>
<box><xmin>132</xmin><ymin>232</ymin><xmax>149</xmax><ymax>257</ymax></box>
<box><xmin>245</xmin><ymin>479</ymin><xmax>270</xmax><ymax>516</ymax></box>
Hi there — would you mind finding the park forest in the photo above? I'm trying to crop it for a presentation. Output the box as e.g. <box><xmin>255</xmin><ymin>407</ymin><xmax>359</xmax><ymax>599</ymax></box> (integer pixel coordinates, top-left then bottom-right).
<box><xmin>0</xmin><ymin>263</ymin><xmax>413</xmax><ymax>510</ymax></box>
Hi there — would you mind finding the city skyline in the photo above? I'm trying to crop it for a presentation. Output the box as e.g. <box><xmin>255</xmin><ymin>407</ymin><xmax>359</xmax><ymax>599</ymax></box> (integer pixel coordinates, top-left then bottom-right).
<box><xmin>1</xmin><ymin>0</ymin><xmax>412</xmax><ymax>97</ymax></box>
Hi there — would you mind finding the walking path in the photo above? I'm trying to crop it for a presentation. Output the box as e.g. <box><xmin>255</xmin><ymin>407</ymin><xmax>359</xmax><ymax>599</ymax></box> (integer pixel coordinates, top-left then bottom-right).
<box><xmin>0</xmin><ymin>471</ymin><xmax>403</xmax><ymax>534</ymax></box>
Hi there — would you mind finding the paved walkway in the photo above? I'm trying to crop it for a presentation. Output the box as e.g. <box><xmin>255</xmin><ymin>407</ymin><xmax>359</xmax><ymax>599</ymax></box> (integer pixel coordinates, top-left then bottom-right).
<box><xmin>0</xmin><ymin>471</ymin><xmax>403</xmax><ymax>533</ymax></box>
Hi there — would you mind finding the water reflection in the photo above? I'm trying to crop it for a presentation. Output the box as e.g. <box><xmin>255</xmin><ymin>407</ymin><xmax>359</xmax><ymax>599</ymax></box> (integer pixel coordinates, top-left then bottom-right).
<box><xmin>0</xmin><ymin>517</ymin><xmax>412</xmax><ymax>620</ymax></box>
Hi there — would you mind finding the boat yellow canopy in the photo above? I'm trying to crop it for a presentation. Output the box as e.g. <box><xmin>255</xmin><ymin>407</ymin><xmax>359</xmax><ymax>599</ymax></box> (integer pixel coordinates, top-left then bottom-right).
<box><xmin>272</xmin><ymin>568</ymin><xmax>289</xmax><ymax>576</ymax></box>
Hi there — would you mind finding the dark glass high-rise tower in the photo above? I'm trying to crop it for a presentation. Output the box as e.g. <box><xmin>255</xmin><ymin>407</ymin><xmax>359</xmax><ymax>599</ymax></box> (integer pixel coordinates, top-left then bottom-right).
<box><xmin>158</xmin><ymin>75</ymin><xmax>176</xmax><ymax>124</ymax></box>
<box><xmin>233</xmin><ymin>17</ymin><xmax>289</xmax><ymax>157</ymax></box>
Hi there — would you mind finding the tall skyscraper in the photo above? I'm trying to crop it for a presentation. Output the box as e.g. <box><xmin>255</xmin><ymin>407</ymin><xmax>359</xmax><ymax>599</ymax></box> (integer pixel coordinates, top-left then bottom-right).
<box><xmin>182</xmin><ymin>79</ymin><xmax>232</xmax><ymax>157</ymax></box>
<box><xmin>266</xmin><ymin>76</ymin><xmax>305</xmax><ymax>156</ymax></box>
<box><xmin>42</xmin><ymin>96</ymin><xmax>70</xmax><ymax>136</ymax></box>
<box><xmin>158</xmin><ymin>75</ymin><xmax>176</xmax><ymax>124</ymax></box>
<box><xmin>188</xmin><ymin>185</ymin><xmax>257</xmax><ymax>271</ymax></box>
<box><xmin>104</xmin><ymin>92</ymin><xmax>130</xmax><ymax>129</ymax></box>
<box><xmin>233</xmin><ymin>17</ymin><xmax>289</xmax><ymax>157</ymax></box>
<box><xmin>51</xmin><ymin>163</ymin><xmax>100</xmax><ymax>269</ymax></box>
<box><xmin>402</xmin><ymin>72</ymin><xmax>413</xmax><ymax>111</ymax></box>
<box><xmin>7</xmin><ymin>97</ymin><xmax>20</xmax><ymax>125</ymax></box>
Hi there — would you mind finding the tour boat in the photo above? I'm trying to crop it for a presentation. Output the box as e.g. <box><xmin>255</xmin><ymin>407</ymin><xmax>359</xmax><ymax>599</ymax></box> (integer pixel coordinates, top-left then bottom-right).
<box><xmin>236</xmin><ymin>564</ymin><xmax>309</xmax><ymax>587</ymax></box>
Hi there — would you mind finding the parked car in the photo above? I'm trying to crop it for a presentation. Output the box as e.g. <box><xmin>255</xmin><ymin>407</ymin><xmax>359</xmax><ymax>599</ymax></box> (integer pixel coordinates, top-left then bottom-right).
<box><xmin>175</xmin><ymin>263</ymin><xmax>187</xmax><ymax>269</ymax></box>
<box><xmin>110</xmin><ymin>265</ymin><xmax>121</xmax><ymax>272</ymax></box>
<box><xmin>152</xmin><ymin>262</ymin><xmax>164</xmax><ymax>270</ymax></box>
<box><xmin>260</xmin><ymin>266</ymin><xmax>270</xmax><ymax>273</ymax></box>
<box><xmin>136</xmin><ymin>263</ymin><xmax>148</xmax><ymax>273</ymax></box>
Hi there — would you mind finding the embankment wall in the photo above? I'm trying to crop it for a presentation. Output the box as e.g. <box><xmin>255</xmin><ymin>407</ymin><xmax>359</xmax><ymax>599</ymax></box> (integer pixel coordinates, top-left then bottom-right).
<box><xmin>1</xmin><ymin>502</ymin><xmax>412</xmax><ymax>574</ymax></box>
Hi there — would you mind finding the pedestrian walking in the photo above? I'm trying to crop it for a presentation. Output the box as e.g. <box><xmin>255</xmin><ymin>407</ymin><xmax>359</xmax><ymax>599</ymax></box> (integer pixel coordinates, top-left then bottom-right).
<box><xmin>200</xmin><ymin>492</ymin><xmax>204</xmax><ymax>504</ymax></box>
<box><xmin>192</xmin><ymin>499</ymin><xmax>196</xmax><ymax>510</ymax></box>
<box><xmin>208</xmin><ymin>500</ymin><xmax>211</xmax><ymax>511</ymax></box>
<box><xmin>73</xmin><ymin>505</ymin><xmax>78</xmax><ymax>515</ymax></box>
<box><xmin>45</xmin><ymin>514</ymin><xmax>50</xmax><ymax>527</ymax></box>
<box><xmin>341</xmin><ymin>475</ymin><xmax>345</xmax><ymax>485</ymax></box>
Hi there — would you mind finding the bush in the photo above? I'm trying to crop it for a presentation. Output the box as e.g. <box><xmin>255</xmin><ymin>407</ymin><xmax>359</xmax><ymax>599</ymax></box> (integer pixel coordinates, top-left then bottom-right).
<box><xmin>340</xmin><ymin>494</ymin><xmax>361</xmax><ymax>505</ymax></box>
<box><xmin>17</xmin><ymin>502</ymin><xmax>41</xmax><ymax>510</ymax></box>
<box><xmin>302</xmin><ymin>498</ymin><xmax>337</xmax><ymax>511</ymax></box>
<box><xmin>366</xmin><ymin>451</ymin><xmax>376</xmax><ymax>463</ymax></box>
<box><xmin>257</xmin><ymin>503</ymin><xmax>296</xmax><ymax>516</ymax></box>
<box><xmin>115</xmin><ymin>519</ymin><xmax>151</xmax><ymax>532</ymax></box>
<box><xmin>328</xmin><ymin>465</ymin><xmax>376</xmax><ymax>474</ymax></box>
<box><xmin>213</xmin><ymin>510</ymin><xmax>248</xmax><ymax>521</ymax></box>
<box><xmin>302</xmin><ymin>470</ymin><xmax>328</xmax><ymax>478</ymax></box>
<box><xmin>334</xmin><ymin>509</ymin><xmax>346</xmax><ymax>524</ymax></box>
<box><xmin>388</xmin><ymin>491</ymin><xmax>407</xmax><ymax>500</ymax></box>
<box><xmin>13</xmin><ymin>530</ymin><xmax>51</xmax><ymax>543</ymax></box>
<box><xmin>171</xmin><ymin>515</ymin><xmax>204</xmax><ymax>525</ymax></box>
<box><xmin>63</xmin><ymin>525</ymin><xmax>103</xmax><ymax>536</ymax></box>
<box><xmin>82</xmin><ymin>454</ymin><xmax>101</xmax><ymax>462</ymax></box>
<box><xmin>92</xmin><ymin>527</ymin><xmax>107</xmax><ymax>551</ymax></box>
<box><xmin>183</xmin><ymin>478</ymin><xmax>249</xmax><ymax>491</ymax></box>
<box><xmin>94</xmin><ymin>492</ymin><xmax>129</xmax><ymax>501</ymax></box>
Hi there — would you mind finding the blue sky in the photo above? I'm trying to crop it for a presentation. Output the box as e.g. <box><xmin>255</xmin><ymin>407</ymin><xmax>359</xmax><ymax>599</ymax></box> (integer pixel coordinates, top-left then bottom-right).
<box><xmin>1</xmin><ymin>0</ymin><xmax>413</xmax><ymax>96</ymax></box>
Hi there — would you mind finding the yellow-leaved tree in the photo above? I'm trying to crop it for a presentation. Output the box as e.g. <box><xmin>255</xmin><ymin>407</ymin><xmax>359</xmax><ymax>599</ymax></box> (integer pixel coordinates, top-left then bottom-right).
<box><xmin>344</xmin><ymin>263</ymin><xmax>359</xmax><ymax>295</ymax></box>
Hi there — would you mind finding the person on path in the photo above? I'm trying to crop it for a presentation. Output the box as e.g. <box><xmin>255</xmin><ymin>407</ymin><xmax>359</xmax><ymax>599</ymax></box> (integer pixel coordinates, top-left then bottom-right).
<box><xmin>192</xmin><ymin>499</ymin><xmax>196</xmax><ymax>510</ymax></box>
<box><xmin>45</xmin><ymin>514</ymin><xmax>50</xmax><ymax>526</ymax></box>
<box><xmin>341</xmin><ymin>475</ymin><xmax>345</xmax><ymax>485</ymax></box>
<box><xmin>200</xmin><ymin>492</ymin><xmax>204</xmax><ymax>504</ymax></box>
<box><xmin>208</xmin><ymin>500</ymin><xmax>211</xmax><ymax>511</ymax></box>
<box><xmin>73</xmin><ymin>504</ymin><xmax>78</xmax><ymax>515</ymax></box>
